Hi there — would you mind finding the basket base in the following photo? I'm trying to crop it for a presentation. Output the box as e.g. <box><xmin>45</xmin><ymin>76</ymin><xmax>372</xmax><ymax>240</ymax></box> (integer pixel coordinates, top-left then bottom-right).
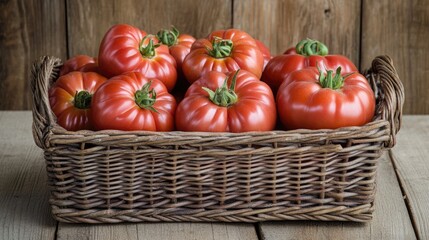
<box><xmin>51</xmin><ymin>204</ymin><xmax>374</xmax><ymax>224</ymax></box>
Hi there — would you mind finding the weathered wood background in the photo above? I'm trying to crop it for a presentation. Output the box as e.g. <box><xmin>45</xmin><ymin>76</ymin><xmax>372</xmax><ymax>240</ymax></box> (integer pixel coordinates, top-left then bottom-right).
<box><xmin>1</xmin><ymin>0</ymin><xmax>428</xmax><ymax>113</ymax></box>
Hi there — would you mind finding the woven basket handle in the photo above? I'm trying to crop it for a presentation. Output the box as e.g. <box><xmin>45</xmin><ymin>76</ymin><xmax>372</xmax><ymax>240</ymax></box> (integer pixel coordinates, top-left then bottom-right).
<box><xmin>31</xmin><ymin>56</ymin><xmax>62</xmax><ymax>149</ymax></box>
<box><xmin>365</xmin><ymin>55</ymin><xmax>404</xmax><ymax>148</ymax></box>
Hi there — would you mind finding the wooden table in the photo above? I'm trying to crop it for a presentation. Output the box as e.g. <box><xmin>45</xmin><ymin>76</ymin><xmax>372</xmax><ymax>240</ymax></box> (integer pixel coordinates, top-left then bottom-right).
<box><xmin>1</xmin><ymin>111</ymin><xmax>427</xmax><ymax>240</ymax></box>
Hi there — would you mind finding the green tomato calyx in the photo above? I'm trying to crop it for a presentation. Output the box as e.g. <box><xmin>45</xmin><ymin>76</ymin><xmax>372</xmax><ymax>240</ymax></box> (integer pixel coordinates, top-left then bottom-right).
<box><xmin>202</xmin><ymin>70</ymin><xmax>239</xmax><ymax>107</ymax></box>
<box><xmin>156</xmin><ymin>26</ymin><xmax>180</xmax><ymax>47</ymax></box>
<box><xmin>135</xmin><ymin>81</ymin><xmax>158</xmax><ymax>112</ymax></box>
<box><xmin>74</xmin><ymin>90</ymin><xmax>92</xmax><ymax>109</ymax></box>
<box><xmin>318</xmin><ymin>66</ymin><xmax>347</xmax><ymax>90</ymax></box>
<box><xmin>296</xmin><ymin>38</ymin><xmax>329</xmax><ymax>56</ymax></box>
<box><xmin>139</xmin><ymin>35</ymin><xmax>161</xmax><ymax>58</ymax></box>
<box><xmin>208</xmin><ymin>37</ymin><xmax>233</xmax><ymax>58</ymax></box>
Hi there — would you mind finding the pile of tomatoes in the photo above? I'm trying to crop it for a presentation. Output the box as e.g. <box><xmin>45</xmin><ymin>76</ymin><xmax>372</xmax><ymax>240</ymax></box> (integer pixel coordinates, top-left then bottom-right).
<box><xmin>49</xmin><ymin>24</ymin><xmax>375</xmax><ymax>132</ymax></box>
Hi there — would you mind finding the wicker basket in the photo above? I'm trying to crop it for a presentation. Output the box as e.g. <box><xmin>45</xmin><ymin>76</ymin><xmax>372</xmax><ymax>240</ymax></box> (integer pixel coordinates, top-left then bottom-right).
<box><xmin>31</xmin><ymin>55</ymin><xmax>404</xmax><ymax>223</ymax></box>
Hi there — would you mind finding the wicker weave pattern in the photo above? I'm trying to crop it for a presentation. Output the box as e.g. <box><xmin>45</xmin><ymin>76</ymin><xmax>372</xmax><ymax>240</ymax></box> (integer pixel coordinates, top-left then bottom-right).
<box><xmin>31</xmin><ymin>56</ymin><xmax>404</xmax><ymax>223</ymax></box>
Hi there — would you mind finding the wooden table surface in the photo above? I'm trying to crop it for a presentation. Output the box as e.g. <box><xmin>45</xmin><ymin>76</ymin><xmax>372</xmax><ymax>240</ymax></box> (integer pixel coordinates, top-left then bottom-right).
<box><xmin>0</xmin><ymin>111</ymin><xmax>427</xmax><ymax>240</ymax></box>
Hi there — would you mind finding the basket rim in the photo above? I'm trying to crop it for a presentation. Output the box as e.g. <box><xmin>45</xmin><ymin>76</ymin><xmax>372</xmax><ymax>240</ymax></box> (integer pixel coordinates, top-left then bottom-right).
<box><xmin>48</xmin><ymin>118</ymin><xmax>389</xmax><ymax>137</ymax></box>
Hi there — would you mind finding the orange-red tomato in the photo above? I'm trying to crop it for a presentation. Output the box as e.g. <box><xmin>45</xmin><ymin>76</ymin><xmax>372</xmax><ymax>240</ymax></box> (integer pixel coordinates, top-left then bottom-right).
<box><xmin>283</xmin><ymin>47</ymin><xmax>297</xmax><ymax>55</ymax></box>
<box><xmin>262</xmin><ymin>39</ymin><xmax>358</xmax><ymax>92</ymax></box>
<box><xmin>156</xmin><ymin>27</ymin><xmax>195</xmax><ymax>91</ymax></box>
<box><xmin>91</xmin><ymin>72</ymin><xmax>176</xmax><ymax>131</ymax></box>
<box><xmin>176</xmin><ymin>70</ymin><xmax>276</xmax><ymax>132</ymax></box>
<box><xmin>49</xmin><ymin>71</ymin><xmax>107</xmax><ymax>131</ymax></box>
<box><xmin>98</xmin><ymin>24</ymin><xmax>177</xmax><ymax>91</ymax></box>
<box><xmin>156</xmin><ymin>27</ymin><xmax>195</xmax><ymax>75</ymax></box>
<box><xmin>277</xmin><ymin>67</ymin><xmax>375</xmax><ymax>130</ymax></box>
<box><xmin>60</xmin><ymin>55</ymin><xmax>104</xmax><ymax>76</ymax></box>
<box><xmin>182</xmin><ymin>29</ymin><xmax>264</xmax><ymax>83</ymax></box>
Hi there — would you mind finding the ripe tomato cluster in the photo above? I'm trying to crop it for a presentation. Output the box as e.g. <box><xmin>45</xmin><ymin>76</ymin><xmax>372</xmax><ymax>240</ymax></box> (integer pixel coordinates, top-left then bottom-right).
<box><xmin>49</xmin><ymin>24</ymin><xmax>375</xmax><ymax>132</ymax></box>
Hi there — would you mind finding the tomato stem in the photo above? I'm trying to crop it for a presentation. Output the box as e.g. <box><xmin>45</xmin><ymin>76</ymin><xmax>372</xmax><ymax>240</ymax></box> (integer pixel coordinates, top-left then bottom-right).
<box><xmin>74</xmin><ymin>91</ymin><xmax>92</xmax><ymax>109</ymax></box>
<box><xmin>156</xmin><ymin>26</ymin><xmax>179</xmax><ymax>47</ymax></box>
<box><xmin>134</xmin><ymin>81</ymin><xmax>158</xmax><ymax>112</ymax></box>
<box><xmin>202</xmin><ymin>70</ymin><xmax>239</xmax><ymax>107</ymax></box>
<box><xmin>296</xmin><ymin>38</ymin><xmax>328</xmax><ymax>56</ymax></box>
<box><xmin>318</xmin><ymin>66</ymin><xmax>344</xmax><ymax>90</ymax></box>
<box><xmin>208</xmin><ymin>37</ymin><xmax>233</xmax><ymax>58</ymax></box>
<box><xmin>139</xmin><ymin>35</ymin><xmax>160</xmax><ymax>58</ymax></box>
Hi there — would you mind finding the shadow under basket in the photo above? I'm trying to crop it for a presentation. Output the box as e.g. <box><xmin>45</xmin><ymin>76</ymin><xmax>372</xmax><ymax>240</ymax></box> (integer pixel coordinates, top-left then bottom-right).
<box><xmin>31</xmin><ymin>56</ymin><xmax>404</xmax><ymax>223</ymax></box>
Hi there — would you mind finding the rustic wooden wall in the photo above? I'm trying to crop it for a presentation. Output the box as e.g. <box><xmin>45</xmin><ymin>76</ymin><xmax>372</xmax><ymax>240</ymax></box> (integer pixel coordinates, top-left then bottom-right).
<box><xmin>0</xmin><ymin>0</ymin><xmax>67</xmax><ymax>110</ymax></box>
<box><xmin>360</xmin><ymin>0</ymin><xmax>429</xmax><ymax>114</ymax></box>
<box><xmin>0</xmin><ymin>0</ymin><xmax>428</xmax><ymax>113</ymax></box>
<box><xmin>233</xmin><ymin>0</ymin><xmax>361</xmax><ymax>65</ymax></box>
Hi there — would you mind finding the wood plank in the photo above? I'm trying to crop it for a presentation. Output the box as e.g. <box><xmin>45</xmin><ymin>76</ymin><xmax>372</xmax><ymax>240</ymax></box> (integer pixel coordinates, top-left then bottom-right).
<box><xmin>66</xmin><ymin>0</ymin><xmax>232</xmax><ymax>57</ymax></box>
<box><xmin>0</xmin><ymin>111</ymin><xmax>57</xmax><ymax>240</ymax></box>
<box><xmin>258</xmin><ymin>153</ymin><xmax>417</xmax><ymax>240</ymax></box>
<box><xmin>390</xmin><ymin>116</ymin><xmax>429</xmax><ymax>240</ymax></box>
<box><xmin>0</xmin><ymin>0</ymin><xmax>67</xmax><ymax>110</ymax></box>
<box><xmin>361</xmin><ymin>0</ymin><xmax>429</xmax><ymax>114</ymax></box>
<box><xmin>57</xmin><ymin>222</ymin><xmax>258</xmax><ymax>240</ymax></box>
<box><xmin>233</xmin><ymin>0</ymin><xmax>361</xmax><ymax>63</ymax></box>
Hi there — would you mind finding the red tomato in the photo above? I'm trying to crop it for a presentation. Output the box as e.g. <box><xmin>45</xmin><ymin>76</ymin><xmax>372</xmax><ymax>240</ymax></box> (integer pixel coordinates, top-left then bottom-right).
<box><xmin>182</xmin><ymin>29</ymin><xmax>264</xmax><ymax>83</ymax></box>
<box><xmin>176</xmin><ymin>70</ymin><xmax>276</xmax><ymax>132</ymax></box>
<box><xmin>49</xmin><ymin>71</ymin><xmax>107</xmax><ymax>131</ymax></box>
<box><xmin>91</xmin><ymin>72</ymin><xmax>176</xmax><ymax>131</ymax></box>
<box><xmin>277</xmin><ymin>66</ymin><xmax>375</xmax><ymax>130</ymax></box>
<box><xmin>60</xmin><ymin>55</ymin><xmax>104</xmax><ymax>76</ymax></box>
<box><xmin>262</xmin><ymin>39</ymin><xmax>358</xmax><ymax>92</ymax></box>
<box><xmin>156</xmin><ymin>27</ymin><xmax>195</xmax><ymax>75</ymax></box>
<box><xmin>156</xmin><ymin>27</ymin><xmax>195</xmax><ymax>91</ymax></box>
<box><xmin>283</xmin><ymin>47</ymin><xmax>296</xmax><ymax>55</ymax></box>
<box><xmin>98</xmin><ymin>24</ymin><xmax>177</xmax><ymax>91</ymax></box>
<box><xmin>255</xmin><ymin>39</ymin><xmax>272</xmax><ymax>69</ymax></box>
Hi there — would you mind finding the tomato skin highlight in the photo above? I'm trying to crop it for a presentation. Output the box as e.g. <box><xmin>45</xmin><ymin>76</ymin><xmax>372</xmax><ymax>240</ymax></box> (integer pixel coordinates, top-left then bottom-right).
<box><xmin>176</xmin><ymin>70</ymin><xmax>276</xmax><ymax>132</ymax></box>
<box><xmin>182</xmin><ymin>29</ymin><xmax>264</xmax><ymax>84</ymax></box>
<box><xmin>49</xmin><ymin>71</ymin><xmax>107</xmax><ymax>131</ymax></box>
<box><xmin>276</xmin><ymin>67</ymin><xmax>375</xmax><ymax>130</ymax></box>
<box><xmin>98</xmin><ymin>24</ymin><xmax>177</xmax><ymax>92</ymax></box>
<box><xmin>91</xmin><ymin>72</ymin><xmax>176</xmax><ymax>131</ymax></box>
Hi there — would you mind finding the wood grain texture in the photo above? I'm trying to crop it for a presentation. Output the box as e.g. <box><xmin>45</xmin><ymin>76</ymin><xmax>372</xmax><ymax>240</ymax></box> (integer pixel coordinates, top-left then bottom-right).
<box><xmin>0</xmin><ymin>111</ymin><xmax>56</xmax><ymax>240</ymax></box>
<box><xmin>258</xmin><ymin>153</ymin><xmax>417</xmax><ymax>240</ymax></box>
<box><xmin>57</xmin><ymin>222</ymin><xmax>258</xmax><ymax>240</ymax></box>
<box><xmin>390</xmin><ymin>116</ymin><xmax>429</xmax><ymax>240</ymax></box>
<box><xmin>66</xmin><ymin>0</ymin><xmax>232</xmax><ymax>57</ymax></box>
<box><xmin>0</xmin><ymin>0</ymin><xmax>67</xmax><ymax>110</ymax></box>
<box><xmin>233</xmin><ymin>0</ymin><xmax>361</xmax><ymax>63</ymax></box>
<box><xmin>361</xmin><ymin>0</ymin><xmax>429</xmax><ymax>114</ymax></box>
